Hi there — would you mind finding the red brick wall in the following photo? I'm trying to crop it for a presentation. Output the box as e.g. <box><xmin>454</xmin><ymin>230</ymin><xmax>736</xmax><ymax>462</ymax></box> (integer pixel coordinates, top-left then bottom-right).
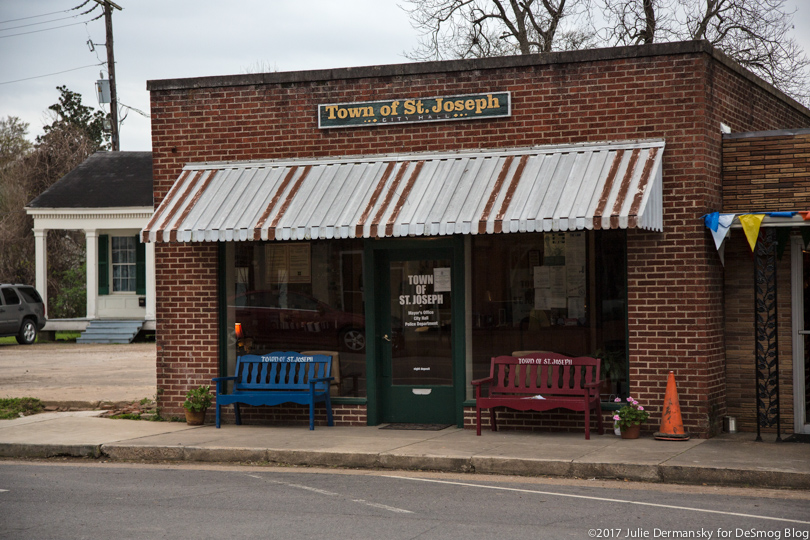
<box><xmin>215</xmin><ymin>403</ymin><xmax>367</xmax><ymax>427</ymax></box>
<box><xmin>149</xmin><ymin>44</ymin><xmax>810</xmax><ymax>433</ymax></box>
<box><xmin>154</xmin><ymin>242</ymin><xmax>219</xmax><ymax>416</ymax></box>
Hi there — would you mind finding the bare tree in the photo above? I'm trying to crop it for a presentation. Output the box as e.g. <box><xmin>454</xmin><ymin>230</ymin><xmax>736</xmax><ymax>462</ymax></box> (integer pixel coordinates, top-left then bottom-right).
<box><xmin>601</xmin><ymin>0</ymin><xmax>678</xmax><ymax>45</ymax></box>
<box><xmin>402</xmin><ymin>0</ymin><xmax>810</xmax><ymax>106</ymax></box>
<box><xmin>600</xmin><ymin>0</ymin><xmax>810</xmax><ymax>104</ymax></box>
<box><xmin>677</xmin><ymin>0</ymin><xmax>810</xmax><ymax>104</ymax></box>
<box><xmin>401</xmin><ymin>0</ymin><xmax>595</xmax><ymax>61</ymax></box>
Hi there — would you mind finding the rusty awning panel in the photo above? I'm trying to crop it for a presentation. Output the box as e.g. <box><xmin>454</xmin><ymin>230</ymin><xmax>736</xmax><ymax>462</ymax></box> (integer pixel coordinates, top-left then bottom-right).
<box><xmin>141</xmin><ymin>140</ymin><xmax>664</xmax><ymax>243</ymax></box>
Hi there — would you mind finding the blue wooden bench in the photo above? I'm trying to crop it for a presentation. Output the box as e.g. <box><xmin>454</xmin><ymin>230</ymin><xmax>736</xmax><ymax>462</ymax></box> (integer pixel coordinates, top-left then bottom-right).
<box><xmin>212</xmin><ymin>352</ymin><xmax>334</xmax><ymax>430</ymax></box>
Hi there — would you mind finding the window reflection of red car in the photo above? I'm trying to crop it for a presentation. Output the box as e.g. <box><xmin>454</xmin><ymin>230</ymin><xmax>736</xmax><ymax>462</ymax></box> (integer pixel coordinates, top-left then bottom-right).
<box><xmin>231</xmin><ymin>291</ymin><xmax>366</xmax><ymax>352</ymax></box>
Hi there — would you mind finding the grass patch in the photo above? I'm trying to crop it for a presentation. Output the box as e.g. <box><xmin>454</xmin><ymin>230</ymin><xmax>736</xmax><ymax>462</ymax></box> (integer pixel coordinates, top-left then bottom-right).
<box><xmin>0</xmin><ymin>331</ymin><xmax>84</xmax><ymax>345</ymax></box>
<box><xmin>0</xmin><ymin>397</ymin><xmax>45</xmax><ymax>419</ymax></box>
<box><xmin>55</xmin><ymin>331</ymin><xmax>81</xmax><ymax>342</ymax></box>
<box><xmin>109</xmin><ymin>413</ymin><xmax>144</xmax><ymax>420</ymax></box>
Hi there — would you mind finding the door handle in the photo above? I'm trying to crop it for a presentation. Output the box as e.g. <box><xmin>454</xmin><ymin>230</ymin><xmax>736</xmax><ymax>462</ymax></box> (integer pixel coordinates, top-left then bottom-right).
<box><xmin>382</xmin><ymin>334</ymin><xmax>391</xmax><ymax>342</ymax></box>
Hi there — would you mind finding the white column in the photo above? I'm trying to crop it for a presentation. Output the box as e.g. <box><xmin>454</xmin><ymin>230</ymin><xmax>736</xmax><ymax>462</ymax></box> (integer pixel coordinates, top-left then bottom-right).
<box><xmin>33</xmin><ymin>229</ymin><xmax>48</xmax><ymax>314</ymax></box>
<box><xmin>85</xmin><ymin>230</ymin><xmax>98</xmax><ymax>319</ymax></box>
<box><xmin>146</xmin><ymin>241</ymin><xmax>156</xmax><ymax>321</ymax></box>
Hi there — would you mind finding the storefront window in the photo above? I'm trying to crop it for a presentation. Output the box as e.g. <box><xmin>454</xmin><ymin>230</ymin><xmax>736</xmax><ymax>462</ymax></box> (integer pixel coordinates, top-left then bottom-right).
<box><xmin>470</xmin><ymin>230</ymin><xmax>627</xmax><ymax>401</ymax></box>
<box><xmin>224</xmin><ymin>240</ymin><xmax>366</xmax><ymax>397</ymax></box>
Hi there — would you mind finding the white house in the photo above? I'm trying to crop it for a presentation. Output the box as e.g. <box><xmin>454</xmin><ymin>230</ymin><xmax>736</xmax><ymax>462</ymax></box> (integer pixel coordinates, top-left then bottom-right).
<box><xmin>25</xmin><ymin>151</ymin><xmax>155</xmax><ymax>342</ymax></box>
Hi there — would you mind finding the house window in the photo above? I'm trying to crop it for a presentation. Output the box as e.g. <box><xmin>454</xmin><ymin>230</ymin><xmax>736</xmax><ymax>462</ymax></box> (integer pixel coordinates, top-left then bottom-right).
<box><xmin>111</xmin><ymin>236</ymin><xmax>137</xmax><ymax>292</ymax></box>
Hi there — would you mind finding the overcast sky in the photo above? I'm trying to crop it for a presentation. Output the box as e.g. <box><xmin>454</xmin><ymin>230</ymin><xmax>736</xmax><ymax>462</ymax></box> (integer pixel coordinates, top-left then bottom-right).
<box><xmin>2</xmin><ymin>0</ymin><xmax>809</xmax><ymax>152</ymax></box>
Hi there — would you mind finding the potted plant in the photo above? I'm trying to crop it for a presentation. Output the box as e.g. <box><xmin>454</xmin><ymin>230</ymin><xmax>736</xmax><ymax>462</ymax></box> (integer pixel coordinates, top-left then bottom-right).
<box><xmin>612</xmin><ymin>396</ymin><xmax>649</xmax><ymax>439</ymax></box>
<box><xmin>183</xmin><ymin>385</ymin><xmax>212</xmax><ymax>425</ymax></box>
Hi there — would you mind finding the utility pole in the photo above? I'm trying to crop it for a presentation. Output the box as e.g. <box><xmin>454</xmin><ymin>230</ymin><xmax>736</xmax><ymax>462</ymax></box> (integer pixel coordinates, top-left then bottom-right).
<box><xmin>95</xmin><ymin>0</ymin><xmax>122</xmax><ymax>150</ymax></box>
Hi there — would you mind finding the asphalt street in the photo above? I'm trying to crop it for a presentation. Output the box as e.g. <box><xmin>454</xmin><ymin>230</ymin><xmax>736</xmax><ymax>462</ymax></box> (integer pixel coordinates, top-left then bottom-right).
<box><xmin>1</xmin><ymin>462</ymin><xmax>809</xmax><ymax>539</ymax></box>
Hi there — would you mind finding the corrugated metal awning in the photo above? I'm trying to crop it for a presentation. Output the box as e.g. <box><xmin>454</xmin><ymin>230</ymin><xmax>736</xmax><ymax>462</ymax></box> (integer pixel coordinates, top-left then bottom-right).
<box><xmin>141</xmin><ymin>140</ymin><xmax>664</xmax><ymax>243</ymax></box>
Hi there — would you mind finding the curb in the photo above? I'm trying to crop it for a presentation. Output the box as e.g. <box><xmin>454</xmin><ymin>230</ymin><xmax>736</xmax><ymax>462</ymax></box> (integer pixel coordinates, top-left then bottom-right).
<box><xmin>0</xmin><ymin>443</ymin><xmax>102</xmax><ymax>459</ymax></box>
<box><xmin>2</xmin><ymin>443</ymin><xmax>808</xmax><ymax>490</ymax></box>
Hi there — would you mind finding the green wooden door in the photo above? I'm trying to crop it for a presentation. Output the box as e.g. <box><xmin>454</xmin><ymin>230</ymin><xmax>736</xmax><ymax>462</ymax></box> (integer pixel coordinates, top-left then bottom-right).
<box><xmin>376</xmin><ymin>246</ymin><xmax>459</xmax><ymax>424</ymax></box>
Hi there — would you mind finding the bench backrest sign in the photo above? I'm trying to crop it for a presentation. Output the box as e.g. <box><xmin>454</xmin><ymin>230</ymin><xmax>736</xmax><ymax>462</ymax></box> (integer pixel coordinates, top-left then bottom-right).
<box><xmin>517</xmin><ymin>357</ymin><xmax>573</xmax><ymax>365</ymax></box>
<box><xmin>318</xmin><ymin>91</ymin><xmax>511</xmax><ymax>128</ymax></box>
<box><xmin>260</xmin><ymin>354</ymin><xmax>316</xmax><ymax>363</ymax></box>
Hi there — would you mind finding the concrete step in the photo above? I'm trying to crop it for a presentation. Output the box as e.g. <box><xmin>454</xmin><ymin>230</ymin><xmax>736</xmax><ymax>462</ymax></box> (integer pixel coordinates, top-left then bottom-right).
<box><xmin>77</xmin><ymin>320</ymin><xmax>144</xmax><ymax>344</ymax></box>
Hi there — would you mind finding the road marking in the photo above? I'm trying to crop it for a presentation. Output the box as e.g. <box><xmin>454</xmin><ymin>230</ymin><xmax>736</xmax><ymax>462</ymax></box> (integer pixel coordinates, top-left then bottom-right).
<box><xmin>0</xmin><ymin>489</ymin><xmax>7</xmax><ymax>493</ymax></box>
<box><xmin>248</xmin><ymin>475</ymin><xmax>412</xmax><ymax>514</ymax></box>
<box><xmin>386</xmin><ymin>476</ymin><xmax>810</xmax><ymax>525</ymax></box>
<box><xmin>352</xmin><ymin>499</ymin><xmax>413</xmax><ymax>514</ymax></box>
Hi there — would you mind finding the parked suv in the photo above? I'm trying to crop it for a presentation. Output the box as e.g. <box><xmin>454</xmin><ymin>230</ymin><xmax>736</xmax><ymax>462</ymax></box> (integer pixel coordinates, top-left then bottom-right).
<box><xmin>0</xmin><ymin>284</ymin><xmax>46</xmax><ymax>345</ymax></box>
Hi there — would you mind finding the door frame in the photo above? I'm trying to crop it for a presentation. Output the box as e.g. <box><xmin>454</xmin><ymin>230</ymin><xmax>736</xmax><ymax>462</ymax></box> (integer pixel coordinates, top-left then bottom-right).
<box><xmin>363</xmin><ymin>236</ymin><xmax>466</xmax><ymax>427</ymax></box>
<box><xmin>790</xmin><ymin>236</ymin><xmax>810</xmax><ymax>434</ymax></box>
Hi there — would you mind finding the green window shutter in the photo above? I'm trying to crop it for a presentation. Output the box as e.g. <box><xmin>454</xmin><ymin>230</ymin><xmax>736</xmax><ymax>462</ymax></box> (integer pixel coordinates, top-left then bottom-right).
<box><xmin>136</xmin><ymin>235</ymin><xmax>146</xmax><ymax>295</ymax></box>
<box><xmin>98</xmin><ymin>234</ymin><xmax>109</xmax><ymax>295</ymax></box>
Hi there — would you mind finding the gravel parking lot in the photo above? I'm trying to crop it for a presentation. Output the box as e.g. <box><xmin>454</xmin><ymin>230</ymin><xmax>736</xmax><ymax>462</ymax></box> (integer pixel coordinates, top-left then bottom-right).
<box><xmin>0</xmin><ymin>342</ymin><xmax>156</xmax><ymax>405</ymax></box>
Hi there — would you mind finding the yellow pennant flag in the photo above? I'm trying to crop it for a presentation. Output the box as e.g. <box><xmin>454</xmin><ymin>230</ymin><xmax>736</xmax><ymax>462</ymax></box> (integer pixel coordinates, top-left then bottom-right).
<box><xmin>739</xmin><ymin>214</ymin><xmax>765</xmax><ymax>252</ymax></box>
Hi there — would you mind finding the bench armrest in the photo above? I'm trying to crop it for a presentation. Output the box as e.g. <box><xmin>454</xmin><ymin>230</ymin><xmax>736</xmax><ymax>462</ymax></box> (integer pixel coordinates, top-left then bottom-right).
<box><xmin>212</xmin><ymin>376</ymin><xmax>237</xmax><ymax>395</ymax></box>
<box><xmin>583</xmin><ymin>380</ymin><xmax>601</xmax><ymax>388</ymax></box>
<box><xmin>471</xmin><ymin>377</ymin><xmax>494</xmax><ymax>400</ymax></box>
<box><xmin>309</xmin><ymin>377</ymin><xmax>335</xmax><ymax>392</ymax></box>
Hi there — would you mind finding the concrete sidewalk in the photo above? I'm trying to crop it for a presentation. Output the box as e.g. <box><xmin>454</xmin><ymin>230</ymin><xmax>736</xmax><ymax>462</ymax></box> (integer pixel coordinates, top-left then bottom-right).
<box><xmin>1</xmin><ymin>411</ymin><xmax>809</xmax><ymax>489</ymax></box>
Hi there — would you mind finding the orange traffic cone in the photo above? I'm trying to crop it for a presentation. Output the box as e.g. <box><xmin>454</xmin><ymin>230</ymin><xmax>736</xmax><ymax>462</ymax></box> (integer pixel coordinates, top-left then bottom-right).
<box><xmin>654</xmin><ymin>371</ymin><xmax>691</xmax><ymax>441</ymax></box>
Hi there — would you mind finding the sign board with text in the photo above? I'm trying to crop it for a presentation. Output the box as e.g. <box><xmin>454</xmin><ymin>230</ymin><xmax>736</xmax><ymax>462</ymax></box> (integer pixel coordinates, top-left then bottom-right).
<box><xmin>318</xmin><ymin>92</ymin><xmax>511</xmax><ymax>128</ymax></box>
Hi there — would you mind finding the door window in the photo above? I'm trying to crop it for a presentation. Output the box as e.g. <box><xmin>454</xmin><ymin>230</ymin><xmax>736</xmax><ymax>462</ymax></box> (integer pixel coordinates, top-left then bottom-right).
<box><xmin>389</xmin><ymin>259</ymin><xmax>453</xmax><ymax>386</ymax></box>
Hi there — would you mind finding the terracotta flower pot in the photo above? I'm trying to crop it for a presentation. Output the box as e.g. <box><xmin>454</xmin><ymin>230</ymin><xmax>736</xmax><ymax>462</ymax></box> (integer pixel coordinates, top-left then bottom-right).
<box><xmin>184</xmin><ymin>409</ymin><xmax>206</xmax><ymax>426</ymax></box>
<box><xmin>620</xmin><ymin>423</ymin><xmax>641</xmax><ymax>439</ymax></box>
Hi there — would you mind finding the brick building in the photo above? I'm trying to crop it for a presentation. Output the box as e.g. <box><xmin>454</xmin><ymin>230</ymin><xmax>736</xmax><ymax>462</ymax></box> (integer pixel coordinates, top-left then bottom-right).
<box><xmin>721</xmin><ymin>129</ymin><xmax>810</xmax><ymax>438</ymax></box>
<box><xmin>143</xmin><ymin>41</ymin><xmax>810</xmax><ymax>438</ymax></box>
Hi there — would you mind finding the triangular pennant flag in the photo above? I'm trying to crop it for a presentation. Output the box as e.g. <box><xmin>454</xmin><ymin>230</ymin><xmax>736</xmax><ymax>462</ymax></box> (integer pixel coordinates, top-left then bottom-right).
<box><xmin>718</xmin><ymin>238</ymin><xmax>727</xmax><ymax>266</ymax></box>
<box><xmin>802</xmin><ymin>212</ymin><xmax>810</xmax><ymax>221</ymax></box>
<box><xmin>710</xmin><ymin>214</ymin><xmax>735</xmax><ymax>251</ymax></box>
<box><xmin>704</xmin><ymin>212</ymin><xmax>720</xmax><ymax>232</ymax></box>
<box><xmin>739</xmin><ymin>214</ymin><xmax>765</xmax><ymax>252</ymax></box>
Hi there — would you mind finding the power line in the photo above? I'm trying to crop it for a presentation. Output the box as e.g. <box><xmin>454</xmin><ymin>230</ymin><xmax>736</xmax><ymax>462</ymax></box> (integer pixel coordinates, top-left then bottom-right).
<box><xmin>0</xmin><ymin>16</ymin><xmax>103</xmax><ymax>39</ymax></box>
<box><xmin>0</xmin><ymin>1</ymin><xmax>93</xmax><ymax>25</ymax></box>
<box><xmin>0</xmin><ymin>63</ymin><xmax>104</xmax><ymax>86</ymax></box>
<box><xmin>119</xmin><ymin>101</ymin><xmax>150</xmax><ymax>118</ymax></box>
<box><xmin>0</xmin><ymin>14</ymin><xmax>90</xmax><ymax>31</ymax></box>
<box><xmin>0</xmin><ymin>9</ymin><xmax>76</xmax><ymax>25</ymax></box>
<box><xmin>0</xmin><ymin>4</ymin><xmax>100</xmax><ymax>31</ymax></box>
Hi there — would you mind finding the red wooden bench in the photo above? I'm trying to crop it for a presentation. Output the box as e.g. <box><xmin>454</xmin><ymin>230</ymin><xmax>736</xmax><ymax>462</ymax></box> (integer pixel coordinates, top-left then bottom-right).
<box><xmin>471</xmin><ymin>353</ymin><xmax>604</xmax><ymax>439</ymax></box>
